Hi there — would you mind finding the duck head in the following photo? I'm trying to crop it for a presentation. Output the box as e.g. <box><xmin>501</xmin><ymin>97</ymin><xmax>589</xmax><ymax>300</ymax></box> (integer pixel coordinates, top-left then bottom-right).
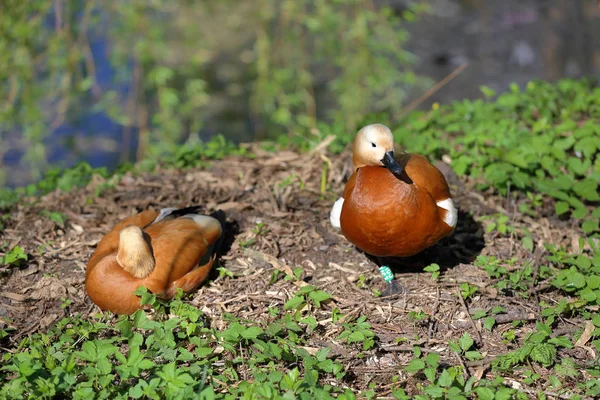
<box><xmin>352</xmin><ymin>123</ymin><xmax>404</xmax><ymax>178</ymax></box>
<box><xmin>116</xmin><ymin>225</ymin><xmax>155</xmax><ymax>279</ymax></box>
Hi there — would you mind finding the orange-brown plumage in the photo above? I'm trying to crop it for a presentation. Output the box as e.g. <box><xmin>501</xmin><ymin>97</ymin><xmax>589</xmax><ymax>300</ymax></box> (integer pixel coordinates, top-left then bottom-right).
<box><xmin>331</xmin><ymin>124</ymin><xmax>457</xmax><ymax>259</ymax></box>
<box><xmin>85</xmin><ymin>207</ymin><xmax>223</xmax><ymax>315</ymax></box>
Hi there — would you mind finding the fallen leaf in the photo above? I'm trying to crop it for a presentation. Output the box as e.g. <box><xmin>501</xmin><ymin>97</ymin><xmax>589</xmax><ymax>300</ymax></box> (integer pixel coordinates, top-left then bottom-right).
<box><xmin>216</xmin><ymin>201</ymin><xmax>252</xmax><ymax>211</ymax></box>
<box><xmin>0</xmin><ymin>292</ymin><xmax>28</xmax><ymax>302</ymax></box>
<box><xmin>575</xmin><ymin>321</ymin><xmax>595</xmax><ymax>347</ymax></box>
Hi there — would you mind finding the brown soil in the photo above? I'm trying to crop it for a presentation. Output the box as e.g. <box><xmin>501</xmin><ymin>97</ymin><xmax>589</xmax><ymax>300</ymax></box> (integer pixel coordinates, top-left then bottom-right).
<box><xmin>0</xmin><ymin>145</ymin><xmax>593</xmax><ymax>395</ymax></box>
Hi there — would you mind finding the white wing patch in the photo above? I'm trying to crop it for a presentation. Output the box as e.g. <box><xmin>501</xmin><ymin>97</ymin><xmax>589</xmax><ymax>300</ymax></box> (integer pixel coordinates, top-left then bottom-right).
<box><xmin>330</xmin><ymin>197</ymin><xmax>345</xmax><ymax>230</ymax></box>
<box><xmin>181</xmin><ymin>214</ymin><xmax>221</xmax><ymax>232</ymax></box>
<box><xmin>436</xmin><ymin>198</ymin><xmax>458</xmax><ymax>228</ymax></box>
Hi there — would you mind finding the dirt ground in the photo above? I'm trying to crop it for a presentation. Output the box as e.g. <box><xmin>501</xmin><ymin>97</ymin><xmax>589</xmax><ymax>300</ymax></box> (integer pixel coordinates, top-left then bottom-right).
<box><xmin>0</xmin><ymin>144</ymin><xmax>594</xmax><ymax>395</ymax></box>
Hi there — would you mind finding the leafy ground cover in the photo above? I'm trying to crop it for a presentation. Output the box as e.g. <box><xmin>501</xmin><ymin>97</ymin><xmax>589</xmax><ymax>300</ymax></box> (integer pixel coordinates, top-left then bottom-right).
<box><xmin>0</xmin><ymin>79</ymin><xmax>599</xmax><ymax>398</ymax></box>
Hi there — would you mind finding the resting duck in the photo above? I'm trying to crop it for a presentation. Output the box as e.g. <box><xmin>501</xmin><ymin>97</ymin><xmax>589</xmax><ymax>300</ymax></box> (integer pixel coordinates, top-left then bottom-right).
<box><xmin>85</xmin><ymin>206</ymin><xmax>223</xmax><ymax>314</ymax></box>
<box><xmin>330</xmin><ymin>123</ymin><xmax>457</xmax><ymax>293</ymax></box>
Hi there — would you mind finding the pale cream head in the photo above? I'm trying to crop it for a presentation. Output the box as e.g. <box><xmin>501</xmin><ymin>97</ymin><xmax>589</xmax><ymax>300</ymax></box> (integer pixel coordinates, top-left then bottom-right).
<box><xmin>352</xmin><ymin>124</ymin><xmax>396</xmax><ymax>169</ymax></box>
<box><xmin>116</xmin><ymin>225</ymin><xmax>155</xmax><ymax>279</ymax></box>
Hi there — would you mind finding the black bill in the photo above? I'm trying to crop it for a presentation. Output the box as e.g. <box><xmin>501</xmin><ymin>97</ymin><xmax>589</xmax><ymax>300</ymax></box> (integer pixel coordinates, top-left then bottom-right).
<box><xmin>381</xmin><ymin>151</ymin><xmax>404</xmax><ymax>178</ymax></box>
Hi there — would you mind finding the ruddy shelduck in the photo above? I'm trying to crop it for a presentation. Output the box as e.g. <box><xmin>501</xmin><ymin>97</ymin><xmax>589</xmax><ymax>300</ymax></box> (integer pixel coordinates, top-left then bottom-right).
<box><xmin>85</xmin><ymin>206</ymin><xmax>223</xmax><ymax>314</ymax></box>
<box><xmin>330</xmin><ymin>124</ymin><xmax>457</xmax><ymax>292</ymax></box>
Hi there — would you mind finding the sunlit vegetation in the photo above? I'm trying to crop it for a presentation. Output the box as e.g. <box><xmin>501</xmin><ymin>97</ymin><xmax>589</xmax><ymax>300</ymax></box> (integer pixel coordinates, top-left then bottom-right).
<box><xmin>0</xmin><ymin>0</ymin><xmax>429</xmax><ymax>186</ymax></box>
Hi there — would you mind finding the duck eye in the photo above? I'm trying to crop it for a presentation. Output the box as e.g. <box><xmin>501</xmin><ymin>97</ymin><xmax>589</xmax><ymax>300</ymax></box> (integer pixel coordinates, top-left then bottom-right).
<box><xmin>371</xmin><ymin>142</ymin><xmax>376</xmax><ymax>148</ymax></box>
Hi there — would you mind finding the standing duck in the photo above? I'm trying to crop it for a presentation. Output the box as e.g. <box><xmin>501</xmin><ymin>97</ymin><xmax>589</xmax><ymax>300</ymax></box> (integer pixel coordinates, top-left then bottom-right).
<box><xmin>330</xmin><ymin>123</ymin><xmax>457</xmax><ymax>293</ymax></box>
<box><xmin>85</xmin><ymin>206</ymin><xmax>223</xmax><ymax>314</ymax></box>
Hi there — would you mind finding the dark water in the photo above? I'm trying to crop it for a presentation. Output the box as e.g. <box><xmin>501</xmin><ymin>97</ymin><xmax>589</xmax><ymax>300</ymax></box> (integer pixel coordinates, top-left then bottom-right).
<box><xmin>404</xmin><ymin>0</ymin><xmax>600</xmax><ymax>107</ymax></box>
<box><xmin>46</xmin><ymin>38</ymin><xmax>136</xmax><ymax>172</ymax></box>
<box><xmin>2</xmin><ymin>32</ymin><xmax>140</xmax><ymax>187</ymax></box>
<box><xmin>3</xmin><ymin>0</ymin><xmax>599</xmax><ymax>188</ymax></box>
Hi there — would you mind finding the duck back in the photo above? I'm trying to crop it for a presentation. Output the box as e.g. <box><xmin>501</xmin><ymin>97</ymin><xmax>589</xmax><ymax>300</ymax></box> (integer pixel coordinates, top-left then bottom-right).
<box><xmin>85</xmin><ymin>208</ymin><xmax>223</xmax><ymax>314</ymax></box>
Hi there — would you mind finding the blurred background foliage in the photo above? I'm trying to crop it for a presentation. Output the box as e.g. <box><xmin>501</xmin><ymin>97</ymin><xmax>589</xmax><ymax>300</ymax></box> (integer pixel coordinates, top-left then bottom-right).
<box><xmin>0</xmin><ymin>0</ymin><xmax>430</xmax><ymax>187</ymax></box>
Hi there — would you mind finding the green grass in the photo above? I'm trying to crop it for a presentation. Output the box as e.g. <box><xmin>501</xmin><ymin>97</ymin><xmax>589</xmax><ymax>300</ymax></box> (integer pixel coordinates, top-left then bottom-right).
<box><xmin>0</xmin><ymin>134</ymin><xmax>248</xmax><ymax>211</ymax></box>
<box><xmin>393</xmin><ymin>79</ymin><xmax>600</xmax><ymax>235</ymax></box>
<box><xmin>0</xmin><ymin>245</ymin><xmax>27</xmax><ymax>268</ymax></box>
<box><xmin>0</xmin><ymin>290</ymin><xmax>357</xmax><ymax>399</ymax></box>
<box><xmin>401</xmin><ymin>237</ymin><xmax>600</xmax><ymax>398</ymax></box>
<box><xmin>1</xmin><ymin>78</ymin><xmax>600</xmax><ymax>398</ymax></box>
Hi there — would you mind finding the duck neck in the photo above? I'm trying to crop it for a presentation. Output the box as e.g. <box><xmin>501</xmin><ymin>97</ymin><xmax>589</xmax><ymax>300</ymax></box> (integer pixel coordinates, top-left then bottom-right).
<box><xmin>116</xmin><ymin>234</ymin><xmax>155</xmax><ymax>279</ymax></box>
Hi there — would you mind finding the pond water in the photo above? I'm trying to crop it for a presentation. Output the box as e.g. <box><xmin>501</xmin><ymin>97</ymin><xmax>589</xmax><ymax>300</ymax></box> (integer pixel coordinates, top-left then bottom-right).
<box><xmin>2</xmin><ymin>0</ymin><xmax>599</xmax><ymax>188</ymax></box>
<box><xmin>404</xmin><ymin>0</ymin><xmax>600</xmax><ymax>106</ymax></box>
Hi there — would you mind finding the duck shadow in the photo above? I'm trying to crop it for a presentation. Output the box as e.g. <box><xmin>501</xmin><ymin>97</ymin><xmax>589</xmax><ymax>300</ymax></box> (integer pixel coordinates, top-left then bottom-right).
<box><xmin>365</xmin><ymin>210</ymin><xmax>485</xmax><ymax>274</ymax></box>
